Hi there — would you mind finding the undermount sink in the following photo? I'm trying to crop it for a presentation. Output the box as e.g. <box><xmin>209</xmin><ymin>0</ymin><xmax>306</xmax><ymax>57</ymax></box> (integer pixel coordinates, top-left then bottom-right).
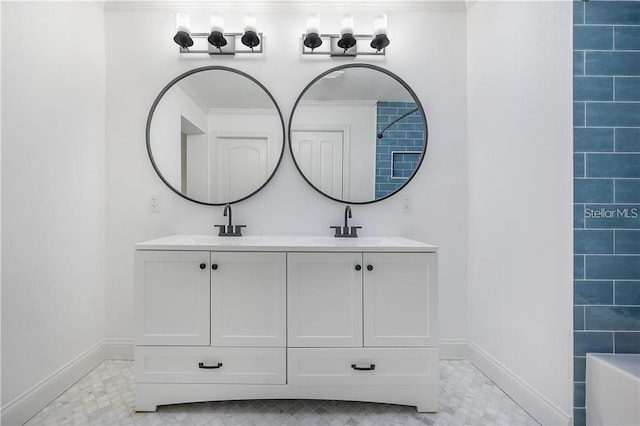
<box><xmin>135</xmin><ymin>234</ymin><xmax>437</xmax><ymax>253</ymax></box>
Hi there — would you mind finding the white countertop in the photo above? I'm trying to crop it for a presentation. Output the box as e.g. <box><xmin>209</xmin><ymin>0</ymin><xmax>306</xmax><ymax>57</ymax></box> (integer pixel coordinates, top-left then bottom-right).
<box><xmin>135</xmin><ymin>234</ymin><xmax>438</xmax><ymax>253</ymax></box>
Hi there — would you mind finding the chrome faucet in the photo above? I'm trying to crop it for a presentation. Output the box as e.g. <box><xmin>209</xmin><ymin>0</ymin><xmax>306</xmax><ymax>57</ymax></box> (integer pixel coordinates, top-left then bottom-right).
<box><xmin>331</xmin><ymin>205</ymin><xmax>361</xmax><ymax>238</ymax></box>
<box><xmin>215</xmin><ymin>203</ymin><xmax>246</xmax><ymax>237</ymax></box>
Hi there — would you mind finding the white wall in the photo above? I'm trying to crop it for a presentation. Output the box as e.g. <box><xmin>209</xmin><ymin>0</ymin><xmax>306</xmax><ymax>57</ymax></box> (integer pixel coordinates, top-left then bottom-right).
<box><xmin>467</xmin><ymin>1</ymin><xmax>573</xmax><ymax>424</ymax></box>
<box><xmin>104</xmin><ymin>4</ymin><xmax>469</xmax><ymax>344</ymax></box>
<box><xmin>1</xmin><ymin>0</ymin><xmax>106</xmax><ymax>415</ymax></box>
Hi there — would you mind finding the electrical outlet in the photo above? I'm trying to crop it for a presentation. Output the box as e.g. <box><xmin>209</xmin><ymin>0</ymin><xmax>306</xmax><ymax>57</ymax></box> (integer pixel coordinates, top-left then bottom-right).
<box><xmin>401</xmin><ymin>195</ymin><xmax>410</xmax><ymax>213</ymax></box>
<box><xmin>150</xmin><ymin>195</ymin><xmax>161</xmax><ymax>212</ymax></box>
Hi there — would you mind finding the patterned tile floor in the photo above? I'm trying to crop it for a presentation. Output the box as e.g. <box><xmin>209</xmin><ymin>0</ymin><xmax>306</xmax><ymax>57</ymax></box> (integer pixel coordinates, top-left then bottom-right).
<box><xmin>25</xmin><ymin>360</ymin><xmax>540</xmax><ymax>426</ymax></box>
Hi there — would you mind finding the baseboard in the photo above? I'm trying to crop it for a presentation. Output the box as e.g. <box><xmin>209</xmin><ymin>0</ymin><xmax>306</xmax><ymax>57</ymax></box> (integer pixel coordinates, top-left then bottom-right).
<box><xmin>468</xmin><ymin>341</ymin><xmax>571</xmax><ymax>426</ymax></box>
<box><xmin>439</xmin><ymin>339</ymin><xmax>468</xmax><ymax>359</ymax></box>
<box><xmin>1</xmin><ymin>340</ymin><xmax>105</xmax><ymax>426</ymax></box>
<box><xmin>103</xmin><ymin>337</ymin><xmax>134</xmax><ymax>360</ymax></box>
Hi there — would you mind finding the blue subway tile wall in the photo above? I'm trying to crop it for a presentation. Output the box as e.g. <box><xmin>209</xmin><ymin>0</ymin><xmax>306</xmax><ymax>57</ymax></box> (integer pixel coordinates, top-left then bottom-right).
<box><xmin>574</xmin><ymin>2</ymin><xmax>640</xmax><ymax>424</ymax></box>
<box><xmin>375</xmin><ymin>102</ymin><xmax>425</xmax><ymax>198</ymax></box>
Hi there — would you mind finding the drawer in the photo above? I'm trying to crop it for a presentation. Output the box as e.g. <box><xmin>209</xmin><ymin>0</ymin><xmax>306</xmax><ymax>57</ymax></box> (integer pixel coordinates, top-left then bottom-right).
<box><xmin>136</xmin><ymin>346</ymin><xmax>286</xmax><ymax>384</ymax></box>
<box><xmin>288</xmin><ymin>348</ymin><xmax>438</xmax><ymax>386</ymax></box>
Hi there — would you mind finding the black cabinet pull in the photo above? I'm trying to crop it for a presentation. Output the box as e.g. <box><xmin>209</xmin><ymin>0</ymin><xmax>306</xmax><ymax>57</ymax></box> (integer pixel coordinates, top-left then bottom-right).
<box><xmin>211</xmin><ymin>264</ymin><xmax>218</xmax><ymax>270</ymax></box>
<box><xmin>199</xmin><ymin>263</ymin><xmax>206</xmax><ymax>270</ymax></box>
<box><xmin>355</xmin><ymin>264</ymin><xmax>361</xmax><ymax>271</ymax></box>
<box><xmin>366</xmin><ymin>265</ymin><xmax>374</xmax><ymax>271</ymax></box>
<box><xmin>351</xmin><ymin>364</ymin><xmax>375</xmax><ymax>371</ymax></box>
<box><xmin>198</xmin><ymin>362</ymin><xmax>223</xmax><ymax>369</ymax></box>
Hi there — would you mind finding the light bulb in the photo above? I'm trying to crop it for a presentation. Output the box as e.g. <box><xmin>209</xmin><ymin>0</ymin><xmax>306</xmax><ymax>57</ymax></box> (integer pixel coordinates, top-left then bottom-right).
<box><xmin>210</xmin><ymin>13</ymin><xmax>224</xmax><ymax>33</ymax></box>
<box><xmin>373</xmin><ymin>13</ymin><xmax>387</xmax><ymax>36</ymax></box>
<box><xmin>244</xmin><ymin>14</ymin><xmax>257</xmax><ymax>33</ymax></box>
<box><xmin>306</xmin><ymin>13</ymin><xmax>320</xmax><ymax>35</ymax></box>
<box><xmin>340</xmin><ymin>14</ymin><xmax>354</xmax><ymax>36</ymax></box>
<box><xmin>175</xmin><ymin>12</ymin><xmax>191</xmax><ymax>33</ymax></box>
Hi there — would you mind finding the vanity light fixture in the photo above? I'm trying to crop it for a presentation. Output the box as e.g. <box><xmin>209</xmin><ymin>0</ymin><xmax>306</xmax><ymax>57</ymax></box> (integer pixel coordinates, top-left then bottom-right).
<box><xmin>338</xmin><ymin>14</ymin><xmax>356</xmax><ymax>52</ymax></box>
<box><xmin>301</xmin><ymin>13</ymin><xmax>389</xmax><ymax>57</ymax></box>
<box><xmin>303</xmin><ymin>14</ymin><xmax>322</xmax><ymax>51</ymax></box>
<box><xmin>371</xmin><ymin>14</ymin><xmax>389</xmax><ymax>52</ymax></box>
<box><xmin>173</xmin><ymin>13</ymin><xmax>263</xmax><ymax>55</ymax></box>
<box><xmin>173</xmin><ymin>13</ymin><xmax>193</xmax><ymax>49</ymax></box>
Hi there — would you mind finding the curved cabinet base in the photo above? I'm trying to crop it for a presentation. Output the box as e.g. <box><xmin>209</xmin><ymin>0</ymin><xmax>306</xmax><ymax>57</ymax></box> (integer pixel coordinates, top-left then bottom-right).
<box><xmin>135</xmin><ymin>383</ymin><xmax>439</xmax><ymax>413</ymax></box>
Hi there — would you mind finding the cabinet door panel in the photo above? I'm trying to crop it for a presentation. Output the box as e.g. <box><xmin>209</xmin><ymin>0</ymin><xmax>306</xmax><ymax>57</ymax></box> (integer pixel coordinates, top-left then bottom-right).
<box><xmin>211</xmin><ymin>252</ymin><xmax>286</xmax><ymax>346</ymax></box>
<box><xmin>135</xmin><ymin>251</ymin><xmax>210</xmax><ymax>346</ymax></box>
<box><xmin>364</xmin><ymin>253</ymin><xmax>438</xmax><ymax>347</ymax></box>
<box><xmin>288</xmin><ymin>253</ymin><xmax>363</xmax><ymax>347</ymax></box>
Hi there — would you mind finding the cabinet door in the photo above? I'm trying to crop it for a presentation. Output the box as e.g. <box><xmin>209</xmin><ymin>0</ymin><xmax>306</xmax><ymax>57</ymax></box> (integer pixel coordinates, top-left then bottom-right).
<box><xmin>211</xmin><ymin>252</ymin><xmax>286</xmax><ymax>347</ymax></box>
<box><xmin>288</xmin><ymin>252</ymin><xmax>363</xmax><ymax>347</ymax></box>
<box><xmin>363</xmin><ymin>253</ymin><xmax>438</xmax><ymax>347</ymax></box>
<box><xmin>135</xmin><ymin>251</ymin><xmax>210</xmax><ymax>346</ymax></box>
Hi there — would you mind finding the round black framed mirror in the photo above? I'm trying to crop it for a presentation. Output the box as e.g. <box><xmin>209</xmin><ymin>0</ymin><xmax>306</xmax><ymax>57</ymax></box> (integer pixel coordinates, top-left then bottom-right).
<box><xmin>288</xmin><ymin>64</ymin><xmax>428</xmax><ymax>204</ymax></box>
<box><xmin>146</xmin><ymin>66</ymin><xmax>285</xmax><ymax>205</ymax></box>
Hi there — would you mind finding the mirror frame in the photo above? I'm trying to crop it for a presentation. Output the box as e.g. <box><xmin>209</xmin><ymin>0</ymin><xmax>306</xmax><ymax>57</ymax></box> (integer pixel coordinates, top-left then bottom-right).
<box><xmin>146</xmin><ymin>66</ymin><xmax>286</xmax><ymax>206</ymax></box>
<box><xmin>288</xmin><ymin>63</ymin><xmax>429</xmax><ymax>205</ymax></box>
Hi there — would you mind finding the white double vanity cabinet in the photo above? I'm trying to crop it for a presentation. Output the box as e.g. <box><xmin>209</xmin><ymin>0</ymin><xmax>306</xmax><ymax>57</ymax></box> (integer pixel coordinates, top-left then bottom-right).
<box><xmin>134</xmin><ymin>235</ymin><xmax>439</xmax><ymax>412</ymax></box>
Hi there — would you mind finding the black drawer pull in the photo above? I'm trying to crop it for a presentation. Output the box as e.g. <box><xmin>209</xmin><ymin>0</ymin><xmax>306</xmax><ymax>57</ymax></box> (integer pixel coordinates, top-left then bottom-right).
<box><xmin>199</xmin><ymin>263</ymin><xmax>206</xmax><ymax>269</ymax></box>
<box><xmin>366</xmin><ymin>265</ymin><xmax>374</xmax><ymax>271</ymax></box>
<box><xmin>355</xmin><ymin>264</ymin><xmax>362</xmax><ymax>271</ymax></box>
<box><xmin>351</xmin><ymin>363</ymin><xmax>375</xmax><ymax>371</ymax></box>
<box><xmin>198</xmin><ymin>362</ymin><xmax>223</xmax><ymax>369</ymax></box>
<box><xmin>211</xmin><ymin>264</ymin><xmax>218</xmax><ymax>270</ymax></box>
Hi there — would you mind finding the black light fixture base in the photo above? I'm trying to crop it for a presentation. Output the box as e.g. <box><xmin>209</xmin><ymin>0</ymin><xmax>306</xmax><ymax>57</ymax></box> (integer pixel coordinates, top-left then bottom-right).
<box><xmin>370</xmin><ymin>34</ymin><xmax>390</xmax><ymax>51</ymax></box>
<box><xmin>303</xmin><ymin>33</ymin><xmax>323</xmax><ymax>50</ymax></box>
<box><xmin>173</xmin><ymin>30</ymin><xmax>194</xmax><ymax>48</ymax></box>
<box><xmin>207</xmin><ymin>31</ymin><xmax>228</xmax><ymax>49</ymax></box>
<box><xmin>241</xmin><ymin>30</ymin><xmax>260</xmax><ymax>49</ymax></box>
<box><xmin>337</xmin><ymin>33</ymin><xmax>356</xmax><ymax>50</ymax></box>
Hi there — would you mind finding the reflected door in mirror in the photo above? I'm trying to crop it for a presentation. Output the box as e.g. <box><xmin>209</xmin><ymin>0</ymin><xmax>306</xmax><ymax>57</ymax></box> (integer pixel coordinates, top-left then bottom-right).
<box><xmin>291</xmin><ymin>131</ymin><xmax>345</xmax><ymax>200</ymax></box>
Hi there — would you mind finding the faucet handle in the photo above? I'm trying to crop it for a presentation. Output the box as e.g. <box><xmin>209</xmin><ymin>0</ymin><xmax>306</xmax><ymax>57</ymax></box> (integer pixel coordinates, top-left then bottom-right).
<box><xmin>349</xmin><ymin>226</ymin><xmax>362</xmax><ymax>237</ymax></box>
<box><xmin>215</xmin><ymin>224</ymin><xmax>226</xmax><ymax>236</ymax></box>
<box><xmin>330</xmin><ymin>226</ymin><xmax>342</xmax><ymax>237</ymax></box>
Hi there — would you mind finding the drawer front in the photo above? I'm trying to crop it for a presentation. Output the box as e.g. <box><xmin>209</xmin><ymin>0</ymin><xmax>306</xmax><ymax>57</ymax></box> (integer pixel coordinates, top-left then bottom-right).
<box><xmin>136</xmin><ymin>346</ymin><xmax>286</xmax><ymax>384</ymax></box>
<box><xmin>288</xmin><ymin>348</ymin><xmax>438</xmax><ymax>386</ymax></box>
